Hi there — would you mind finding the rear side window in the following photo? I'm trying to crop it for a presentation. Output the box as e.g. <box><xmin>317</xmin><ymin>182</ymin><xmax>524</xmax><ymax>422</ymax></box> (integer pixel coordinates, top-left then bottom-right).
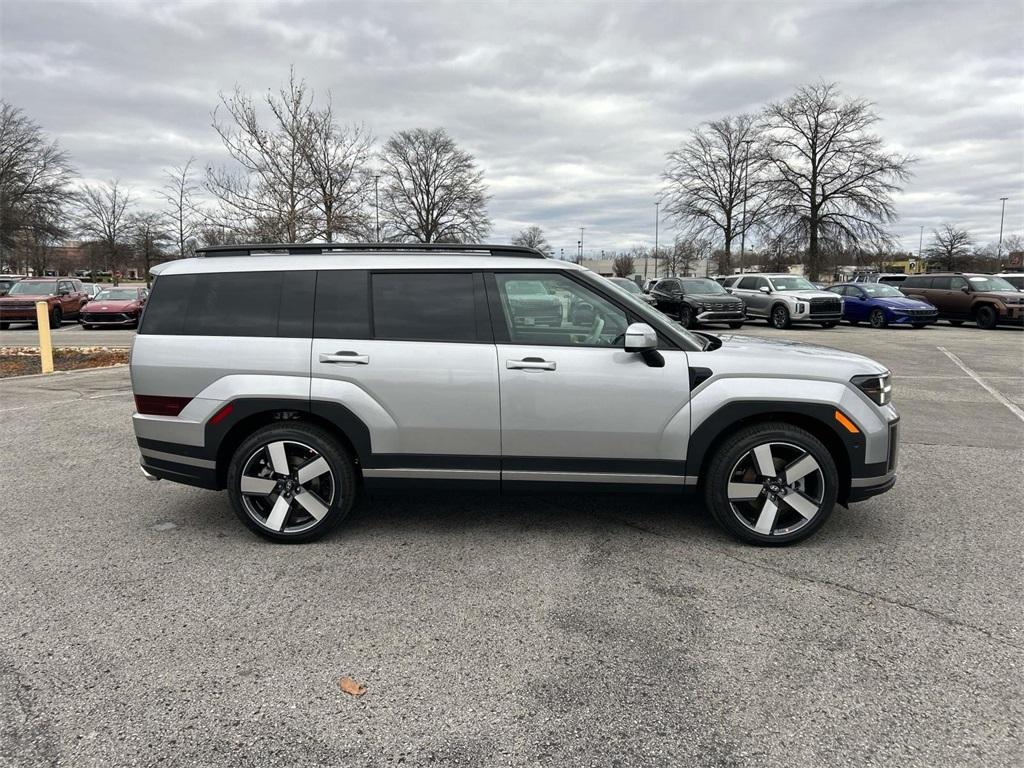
<box><xmin>930</xmin><ymin>277</ymin><xmax>951</xmax><ymax>290</ymax></box>
<box><xmin>140</xmin><ymin>271</ymin><xmax>314</xmax><ymax>337</ymax></box>
<box><xmin>902</xmin><ymin>276</ymin><xmax>931</xmax><ymax>289</ymax></box>
<box><xmin>314</xmin><ymin>270</ymin><xmax>370</xmax><ymax>339</ymax></box>
<box><xmin>737</xmin><ymin>276</ymin><xmax>761</xmax><ymax>290</ymax></box>
<box><xmin>371</xmin><ymin>272</ymin><xmax>479</xmax><ymax>342</ymax></box>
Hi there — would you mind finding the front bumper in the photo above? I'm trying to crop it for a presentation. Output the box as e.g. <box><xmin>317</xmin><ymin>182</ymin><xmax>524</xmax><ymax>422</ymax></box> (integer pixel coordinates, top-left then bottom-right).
<box><xmin>889</xmin><ymin>310</ymin><xmax>938</xmax><ymax>325</ymax></box>
<box><xmin>695</xmin><ymin>308</ymin><xmax>745</xmax><ymax>323</ymax></box>
<box><xmin>80</xmin><ymin>312</ymin><xmax>139</xmax><ymax>326</ymax></box>
<box><xmin>793</xmin><ymin>312</ymin><xmax>843</xmax><ymax>323</ymax></box>
<box><xmin>0</xmin><ymin>307</ymin><xmax>41</xmax><ymax>321</ymax></box>
<box><xmin>847</xmin><ymin>416</ymin><xmax>899</xmax><ymax>503</ymax></box>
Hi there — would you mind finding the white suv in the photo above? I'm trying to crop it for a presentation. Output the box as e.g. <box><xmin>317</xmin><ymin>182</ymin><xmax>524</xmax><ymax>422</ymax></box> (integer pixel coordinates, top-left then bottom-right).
<box><xmin>723</xmin><ymin>273</ymin><xmax>844</xmax><ymax>328</ymax></box>
<box><xmin>131</xmin><ymin>243</ymin><xmax>897</xmax><ymax>546</ymax></box>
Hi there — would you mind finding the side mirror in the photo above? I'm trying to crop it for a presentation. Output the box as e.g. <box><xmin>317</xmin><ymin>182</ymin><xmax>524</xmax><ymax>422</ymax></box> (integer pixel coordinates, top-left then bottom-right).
<box><xmin>759</xmin><ymin>286</ymin><xmax>771</xmax><ymax>294</ymax></box>
<box><xmin>961</xmin><ymin>285</ymin><xmax>970</xmax><ymax>293</ymax></box>
<box><xmin>624</xmin><ymin>322</ymin><xmax>657</xmax><ymax>352</ymax></box>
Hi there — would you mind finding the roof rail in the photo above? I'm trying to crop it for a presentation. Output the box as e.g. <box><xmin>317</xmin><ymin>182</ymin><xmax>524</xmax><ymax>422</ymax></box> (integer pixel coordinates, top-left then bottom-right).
<box><xmin>194</xmin><ymin>242</ymin><xmax>549</xmax><ymax>259</ymax></box>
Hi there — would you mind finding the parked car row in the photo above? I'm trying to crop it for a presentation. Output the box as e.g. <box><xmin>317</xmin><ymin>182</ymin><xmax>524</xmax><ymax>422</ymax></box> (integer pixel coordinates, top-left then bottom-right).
<box><xmin>623</xmin><ymin>270</ymin><xmax>1023</xmax><ymax>331</ymax></box>
<box><xmin>0</xmin><ymin>277</ymin><xmax>148</xmax><ymax>330</ymax></box>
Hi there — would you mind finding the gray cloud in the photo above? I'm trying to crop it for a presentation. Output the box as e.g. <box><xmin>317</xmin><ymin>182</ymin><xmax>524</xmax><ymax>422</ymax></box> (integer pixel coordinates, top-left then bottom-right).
<box><xmin>2</xmin><ymin>0</ymin><xmax>1021</xmax><ymax>255</ymax></box>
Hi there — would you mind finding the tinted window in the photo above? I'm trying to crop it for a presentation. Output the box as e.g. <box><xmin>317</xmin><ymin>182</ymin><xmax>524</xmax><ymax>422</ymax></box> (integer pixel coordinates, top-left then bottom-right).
<box><xmin>902</xmin><ymin>276</ymin><xmax>930</xmax><ymax>289</ymax></box>
<box><xmin>737</xmin><ymin>276</ymin><xmax>760</xmax><ymax>290</ymax></box>
<box><xmin>140</xmin><ymin>271</ymin><xmax>314</xmax><ymax>337</ymax></box>
<box><xmin>315</xmin><ymin>270</ymin><xmax>369</xmax><ymax>339</ymax></box>
<box><xmin>930</xmin><ymin>277</ymin><xmax>951</xmax><ymax>290</ymax></box>
<box><xmin>371</xmin><ymin>272</ymin><xmax>478</xmax><ymax>342</ymax></box>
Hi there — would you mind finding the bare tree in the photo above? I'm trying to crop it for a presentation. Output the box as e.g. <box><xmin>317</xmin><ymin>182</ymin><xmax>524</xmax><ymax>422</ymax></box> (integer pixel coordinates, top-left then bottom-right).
<box><xmin>662</xmin><ymin>114</ymin><xmax>770</xmax><ymax>275</ymax></box>
<box><xmin>130</xmin><ymin>211</ymin><xmax>171</xmax><ymax>285</ymax></box>
<box><xmin>763</xmin><ymin>82</ymin><xmax>914</xmax><ymax>280</ymax></box>
<box><xmin>612</xmin><ymin>253</ymin><xmax>636</xmax><ymax>277</ymax></box>
<box><xmin>159</xmin><ymin>157</ymin><xmax>200</xmax><ymax>259</ymax></box>
<box><xmin>207</xmin><ymin>69</ymin><xmax>316</xmax><ymax>242</ymax></box>
<box><xmin>378</xmin><ymin>128</ymin><xmax>491</xmax><ymax>243</ymax></box>
<box><xmin>77</xmin><ymin>180</ymin><xmax>133</xmax><ymax>285</ymax></box>
<box><xmin>511</xmin><ymin>225</ymin><xmax>551</xmax><ymax>254</ymax></box>
<box><xmin>926</xmin><ymin>224</ymin><xmax>973</xmax><ymax>270</ymax></box>
<box><xmin>0</xmin><ymin>101</ymin><xmax>77</xmax><ymax>265</ymax></box>
<box><xmin>302</xmin><ymin>107</ymin><xmax>373</xmax><ymax>242</ymax></box>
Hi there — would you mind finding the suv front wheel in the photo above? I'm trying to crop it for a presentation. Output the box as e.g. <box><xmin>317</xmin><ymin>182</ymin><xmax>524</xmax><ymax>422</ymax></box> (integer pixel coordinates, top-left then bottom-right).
<box><xmin>226</xmin><ymin>422</ymin><xmax>357</xmax><ymax>543</ymax></box>
<box><xmin>770</xmin><ymin>304</ymin><xmax>791</xmax><ymax>329</ymax></box>
<box><xmin>704</xmin><ymin>422</ymin><xmax>839</xmax><ymax>545</ymax></box>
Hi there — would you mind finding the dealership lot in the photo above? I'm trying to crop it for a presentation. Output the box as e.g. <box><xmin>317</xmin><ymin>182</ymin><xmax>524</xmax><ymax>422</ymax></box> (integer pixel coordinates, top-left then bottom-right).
<box><xmin>0</xmin><ymin>325</ymin><xmax>1021</xmax><ymax>767</ymax></box>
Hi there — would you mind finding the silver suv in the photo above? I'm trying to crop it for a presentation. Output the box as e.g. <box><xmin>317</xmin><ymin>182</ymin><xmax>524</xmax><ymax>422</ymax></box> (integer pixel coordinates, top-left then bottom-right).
<box><xmin>131</xmin><ymin>243</ymin><xmax>898</xmax><ymax>546</ymax></box>
<box><xmin>724</xmin><ymin>273</ymin><xmax>844</xmax><ymax>328</ymax></box>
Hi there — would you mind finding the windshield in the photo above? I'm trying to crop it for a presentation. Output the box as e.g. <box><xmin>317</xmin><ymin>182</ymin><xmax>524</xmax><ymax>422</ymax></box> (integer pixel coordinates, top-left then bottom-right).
<box><xmin>7</xmin><ymin>280</ymin><xmax>57</xmax><ymax>295</ymax></box>
<box><xmin>860</xmin><ymin>284</ymin><xmax>903</xmax><ymax>298</ymax></box>
<box><xmin>967</xmin><ymin>276</ymin><xmax>1016</xmax><ymax>292</ymax></box>
<box><xmin>769</xmin><ymin>276</ymin><xmax>816</xmax><ymax>291</ymax></box>
<box><xmin>95</xmin><ymin>289</ymin><xmax>139</xmax><ymax>301</ymax></box>
<box><xmin>680</xmin><ymin>278</ymin><xmax>727</xmax><ymax>295</ymax></box>
<box><xmin>608</xmin><ymin>277</ymin><xmax>641</xmax><ymax>294</ymax></box>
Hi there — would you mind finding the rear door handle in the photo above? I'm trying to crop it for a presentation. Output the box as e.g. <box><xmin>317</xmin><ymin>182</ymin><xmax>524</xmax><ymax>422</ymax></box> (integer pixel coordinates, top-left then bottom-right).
<box><xmin>319</xmin><ymin>351</ymin><xmax>369</xmax><ymax>365</ymax></box>
<box><xmin>506</xmin><ymin>358</ymin><xmax>556</xmax><ymax>371</ymax></box>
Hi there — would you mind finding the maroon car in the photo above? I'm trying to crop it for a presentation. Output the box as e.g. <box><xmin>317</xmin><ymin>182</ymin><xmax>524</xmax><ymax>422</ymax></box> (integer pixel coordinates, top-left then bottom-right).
<box><xmin>0</xmin><ymin>278</ymin><xmax>88</xmax><ymax>329</ymax></box>
<box><xmin>80</xmin><ymin>286</ymin><xmax>149</xmax><ymax>328</ymax></box>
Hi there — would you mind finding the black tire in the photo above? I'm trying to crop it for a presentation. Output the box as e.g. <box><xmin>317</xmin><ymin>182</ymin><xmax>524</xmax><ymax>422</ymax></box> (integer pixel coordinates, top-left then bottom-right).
<box><xmin>226</xmin><ymin>422</ymin><xmax>357</xmax><ymax>543</ymax></box>
<box><xmin>728</xmin><ymin>322</ymin><xmax>744</xmax><ymax>329</ymax></box>
<box><xmin>847</xmin><ymin>320</ymin><xmax>859</xmax><ymax>326</ymax></box>
<box><xmin>948</xmin><ymin>320</ymin><xmax>964</xmax><ymax>327</ymax></box>
<box><xmin>678</xmin><ymin>305</ymin><xmax>695</xmax><ymax>329</ymax></box>
<box><xmin>869</xmin><ymin>309</ymin><xmax>888</xmax><ymax>329</ymax></box>
<box><xmin>0</xmin><ymin>322</ymin><xmax>8</xmax><ymax>330</ymax></box>
<box><xmin>82</xmin><ymin>324</ymin><xmax>93</xmax><ymax>330</ymax></box>
<box><xmin>975</xmin><ymin>305</ymin><xmax>997</xmax><ymax>330</ymax></box>
<box><xmin>704</xmin><ymin>422</ymin><xmax>839</xmax><ymax>546</ymax></box>
<box><xmin>770</xmin><ymin>304</ymin><xmax>791</xmax><ymax>329</ymax></box>
<box><xmin>820</xmin><ymin>321</ymin><xmax>838</xmax><ymax>328</ymax></box>
<box><xmin>50</xmin><ymin>306</ymin><xmax>62</xmax><ymax>328</ymax></box>
<box><xmin>911</xmin><ymin>323</ymin><xmax>928</xmax><ymax>329</ymax></box>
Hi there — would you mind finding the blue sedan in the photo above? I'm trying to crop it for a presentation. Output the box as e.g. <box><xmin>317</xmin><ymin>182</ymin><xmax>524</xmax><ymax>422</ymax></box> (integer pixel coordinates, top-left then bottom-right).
<box><xmin>828</xmin><ymin>283</ymin><xmax>938</xmax><ymax>328</ymax></box>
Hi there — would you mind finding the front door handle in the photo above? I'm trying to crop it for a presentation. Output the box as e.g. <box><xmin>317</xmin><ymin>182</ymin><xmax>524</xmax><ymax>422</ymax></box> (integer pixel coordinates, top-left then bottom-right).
<box><xmin>319</xmin><ymin>351</ymin><xmax>369</xmax><ymax>365</ymax></box>
<box><xmin>506</xmin><ymin>358</ymin><xmax>556</xmax><ymax>371</ymax></box>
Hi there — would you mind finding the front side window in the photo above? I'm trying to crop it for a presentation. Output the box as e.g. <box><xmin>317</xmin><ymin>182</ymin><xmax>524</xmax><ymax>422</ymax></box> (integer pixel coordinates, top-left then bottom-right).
<box><xmin>948</xmin><ymin>277</ymin><xmax>968</xmax><ymax>291</ymax></box>
<box><xmin>371</xmin><ymin>272</ymin><xmax>479</xmax><ymax>342</ymax></box>
<box><xmin>494</xmin><ymin>272</ymin><xmax>628</xmax><ymax>347</ymax></box>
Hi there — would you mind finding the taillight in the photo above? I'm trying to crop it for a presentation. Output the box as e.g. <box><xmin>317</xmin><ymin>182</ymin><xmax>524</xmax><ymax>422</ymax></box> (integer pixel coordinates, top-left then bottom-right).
<box><xmin>134</xmin><ymin>395</ymin><xmax>191</xmax><ymax>416</ymax></box>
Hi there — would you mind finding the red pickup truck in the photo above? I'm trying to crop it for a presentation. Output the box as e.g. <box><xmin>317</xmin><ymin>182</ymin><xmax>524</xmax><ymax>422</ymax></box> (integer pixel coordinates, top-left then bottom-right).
<box><xmin>0</xmin><ymin>277</ymin><xmax>89</xmax><ymax>329</ymax></box>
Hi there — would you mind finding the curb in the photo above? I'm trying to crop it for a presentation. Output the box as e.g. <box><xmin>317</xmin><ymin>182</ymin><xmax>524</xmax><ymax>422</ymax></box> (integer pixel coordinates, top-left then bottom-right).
<box><xmin>0</xmin><ymin>363</ymin><xmax>129</xmax><ymax>382</ymax></box>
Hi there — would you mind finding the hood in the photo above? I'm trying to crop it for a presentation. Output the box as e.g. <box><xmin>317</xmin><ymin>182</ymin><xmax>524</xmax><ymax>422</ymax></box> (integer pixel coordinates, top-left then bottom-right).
<box><xmin>688</xmin><ymin>292</ymin><xmax>742</xmax><ymax>302</ymax></box>
<box><xmin>86</xmin><ymin>299</ymin><xmax>140</xmax><ymax>311</ymax></box>
<box><xmin>777</xmin><ymin>289</ymin><xmax>841</xmax><ymax>300</ymax></box>
<box><xmin>871</xmin><ymin>296</ymin><xmax>933</xmax><ymax>309</ymax></box>
<box><xmin>695</xmin><ymin>333</ymin><xmax>887</xmax><ymax>380</ymax></box>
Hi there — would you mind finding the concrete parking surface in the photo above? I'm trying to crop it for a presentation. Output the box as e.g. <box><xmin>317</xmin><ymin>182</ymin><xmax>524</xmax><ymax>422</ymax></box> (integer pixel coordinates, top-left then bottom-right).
<box><xmin>1</xmin><ymin>323</ymin><xmax>1022</xmax><ymax>767</ymax></box>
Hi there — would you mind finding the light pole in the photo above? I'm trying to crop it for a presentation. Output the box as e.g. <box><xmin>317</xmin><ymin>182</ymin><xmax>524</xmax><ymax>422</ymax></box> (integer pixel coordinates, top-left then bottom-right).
<box><xmin>997</xmin><ymin>197</ymin><xmax>1008</xmax><ymax>264</ymax></box>
<box><xmin>578</xmin><ymin>226</ymin><xmax>584</xmax><ymax>264</ymax></box>
<box><xmin>373</xmin><ymin>174</ymin><xmax>381</xmax><ymax>242</ymax></box>
<box><xmin>739</xmin><ymin>139</ymin><xmax>754</xmax><ymax>273</ymax></box>
<box><xmin>654</xmin><ymin>202</ymin><xmax>660</xmax><ymax>279</ymax></box>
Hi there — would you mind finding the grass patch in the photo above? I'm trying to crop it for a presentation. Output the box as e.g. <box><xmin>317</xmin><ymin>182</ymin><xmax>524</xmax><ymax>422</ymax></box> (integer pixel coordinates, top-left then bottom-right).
<box><xmin>0</xmin><ymin>347</ymin><xmax>129</xmax><ymax>378</ymax></box>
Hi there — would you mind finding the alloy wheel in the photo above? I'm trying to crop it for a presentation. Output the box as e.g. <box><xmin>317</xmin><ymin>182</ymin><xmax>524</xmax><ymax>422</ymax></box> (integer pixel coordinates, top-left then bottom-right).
<box><xmin>238</xmin><ymin>440</ymin><xmax>336</xmax><ymax>534</ymax></box>
<box><xmin>725</xmin><ymin>441</ymin><xmax>825</xmax><ymax>536</ymax></box>
<box><xmin>772</xmin><ymin>306</ymin><xmax>789</xmax><ymax>329</ymax></box>
<box><xmin>870</xmin><ymin>309</ymin><xmax>887</xmax><ymax>328</ymax></box>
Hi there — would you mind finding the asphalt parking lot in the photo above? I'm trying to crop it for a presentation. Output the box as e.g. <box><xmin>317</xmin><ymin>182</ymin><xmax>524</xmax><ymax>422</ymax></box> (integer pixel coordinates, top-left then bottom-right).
<box><xmin>1</xmin><ymin>323</ymin><xmax>1022</xmax><ymax>767</ymax></box>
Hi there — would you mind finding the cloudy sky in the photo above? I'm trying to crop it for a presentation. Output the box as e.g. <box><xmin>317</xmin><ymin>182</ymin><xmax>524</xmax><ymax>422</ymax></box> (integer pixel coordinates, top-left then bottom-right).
<box><xmin>2</xmin><ymin>0</ymin><xmax>1022</xmax><ymax>256</ymax></box>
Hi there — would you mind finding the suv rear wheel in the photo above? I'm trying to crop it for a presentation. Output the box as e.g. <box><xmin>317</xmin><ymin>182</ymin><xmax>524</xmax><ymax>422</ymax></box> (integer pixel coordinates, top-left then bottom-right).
<box><xmin>226</xmin><ymin>422</ymin><xmax>356</xmax><ymax>543</ymax></box>
<box><xmin>975</xmin><ymin>305</ymin><xmax>997</xmax><ymax>330</ymax></box>
<box><xmin>704</xmin><ymin>422</ymin><xmax>838</xmax><ymax>546</ymax></box>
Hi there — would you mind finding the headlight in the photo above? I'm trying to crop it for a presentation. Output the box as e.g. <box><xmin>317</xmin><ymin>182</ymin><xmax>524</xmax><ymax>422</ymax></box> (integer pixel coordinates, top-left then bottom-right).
<box><xmin>852</xmin><ymin>372</ymin><xmax>892</xmax><ymax>406</ymax></box>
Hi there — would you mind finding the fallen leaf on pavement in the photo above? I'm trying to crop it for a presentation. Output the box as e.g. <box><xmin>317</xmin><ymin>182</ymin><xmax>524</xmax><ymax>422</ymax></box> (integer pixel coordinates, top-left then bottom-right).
<box><xmin>338</xmin><ymin>676</ymin><xmax>367</xmax><ymax>697</ymax></box>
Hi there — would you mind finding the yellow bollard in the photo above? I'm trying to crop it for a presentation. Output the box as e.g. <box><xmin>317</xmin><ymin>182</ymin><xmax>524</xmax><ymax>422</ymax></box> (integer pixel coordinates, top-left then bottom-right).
<box><xmin>35</xmin><ymin>300</ymin><xmax>54</xmax><ymax>374</ymax></box>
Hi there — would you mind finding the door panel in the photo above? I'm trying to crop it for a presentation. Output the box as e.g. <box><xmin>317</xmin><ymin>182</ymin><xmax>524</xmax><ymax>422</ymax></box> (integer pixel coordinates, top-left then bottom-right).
<box><xmin>497</xmin><ymin>345</ymin><xmax>691</xmax><ymax>464</ymax></box>
<box><xmin>312</xmin><ymin>340</ymin><xmax>501</xmax><ymax>460</ymax></box>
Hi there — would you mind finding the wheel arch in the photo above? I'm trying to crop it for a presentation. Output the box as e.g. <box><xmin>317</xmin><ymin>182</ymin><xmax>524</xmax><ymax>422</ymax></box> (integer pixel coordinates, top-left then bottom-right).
<box><xmin>209</xmin><ymin>398</ymin><xmax>371</xmax><ymax>488</ymax></box>
<box><xmin>689</xmin><ymin>403</ymin><xmax>855</xmax><ymax>503</ymax></box>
